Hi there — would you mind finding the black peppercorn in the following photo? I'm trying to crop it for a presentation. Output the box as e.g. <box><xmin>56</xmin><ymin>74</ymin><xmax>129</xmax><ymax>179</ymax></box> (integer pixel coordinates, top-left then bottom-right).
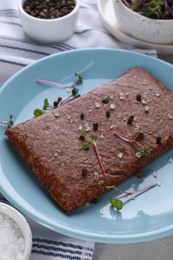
<box><xmin>102</xmin><ymin>95</ymin><xmax>110</xmax><ymax>104</ymax></box>
<box><xmin>91</xmin><ymin>198</ymin><xmax>98</xmax><ymax>204</ymax></box>
<box><xmin>80</xmin><ymin>113</ymin><xmax>85</xmax><ymax>120</ymax></box>
<box><xmin>93</xmin><ymin>123</ymin><xmax>98</xmax><ymax>131</ymax></box>
<box><xmin>136</xmin><ymin>94</ymin><xmax>142</xmax><ymax>102</ymax></box>
<box><xmin>106</xmin><ymin>110</ymin><xmax>110</xmax><ymax>118</ymax></box>
<box><xmin>127</xmin><ymin>115</ymin><xmax>134</xmax><ymax>125</ymax></box>
<box><xmin>72</xmin><ymin>87</ymin><xmax>79</xmax><ymax>96</ymax></box>
<box><xmin>57</xmin><ymin>97</ymin><xmax>62</xmax><ymax>102</ymax></box>
<box><xmin>54</xmin><ymin>101</ymin><xmax>59</xmax><ymax>107</ymax></box>
<box><xmin>82</xmin><ymin>168</ymin><xmax>88</xmax><ymax>177</ymax></box>
<box><xmin>23</xmin><ymin>0</ymin><xmax>76</xmax><ymax>19</ymax></box>
<box><xmin>54</xmin><ymin>96</ymin><xmax>62</xmax><ymax>107</ymax></box>
<box><xmin>156</xmin><ymin>136</ymin><xmax>162</xmax><ymax>144</ymax></box>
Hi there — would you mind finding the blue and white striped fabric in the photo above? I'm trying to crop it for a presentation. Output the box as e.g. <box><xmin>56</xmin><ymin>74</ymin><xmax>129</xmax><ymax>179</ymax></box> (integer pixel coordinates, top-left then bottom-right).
<box><xmin>0</xmin><ymin>0</ymin><xmax>156</xmax><ymax>86</ymax></box>
<box><xmin>29</xmin><ymin>218</ymin><xmax>94</xmax><ymax>260</ymax></box>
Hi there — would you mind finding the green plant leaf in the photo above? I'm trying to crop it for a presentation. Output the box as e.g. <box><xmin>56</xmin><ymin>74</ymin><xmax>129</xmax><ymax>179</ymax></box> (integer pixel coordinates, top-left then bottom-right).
<box><xmin>82</xmin><ymin>142</ymin><xmax>90</xmax><ymax>150</ymax></box>
<box><xmin>90</xmin><ymin>133</ymin><xmax>97</xmax><ymax>142</ymax></box>
<box><xmin>34</xmin><ymin>108</ymin><xmax>45</xmax><ymax>117</ymax></box>
<box><xmin>43</xmin><ymin>98</ymin><xmax>50</xmax><ymax>110</ymax></box>
<box><xmin>139</xmin><ymin>148</ymin><xmax>149</xmax><ymax>157</ymax></box>
<box><xmin>110</xmin><ymin>198</ymin><xmax>123</xmax><ymax>210</ymax></box>
<box><xmin>105</xmin><ymin>186</ymin><xmax>115</xmax><ymax>190</ymax></box>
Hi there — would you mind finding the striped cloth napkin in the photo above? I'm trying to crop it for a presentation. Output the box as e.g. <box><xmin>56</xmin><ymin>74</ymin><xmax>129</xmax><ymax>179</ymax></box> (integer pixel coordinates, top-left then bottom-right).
<box><xmin>0</xmin><ymin>0</ymin><xmax>156</xmax><ymax>259</ymax></box>
<box><xmin>0</xmin><ymin>0</ymin><xmax>156</xmax><ymax>86</ymax></box>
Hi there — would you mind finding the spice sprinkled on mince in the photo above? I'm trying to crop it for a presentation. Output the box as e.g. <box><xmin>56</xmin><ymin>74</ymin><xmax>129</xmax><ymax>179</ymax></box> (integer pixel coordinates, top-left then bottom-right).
<box><xmin>102</xmin><ymin>95</ymin><xmax>110</xmax><ymax>104</ymax></box>
<box><xmin>136</xmin><ymin>94</ymin><xmax>142</xmax><ymax>102</ymax></box>
<box><xmin>80</xmin><ymin>113</ymin><xmax>85</xmax><ymax>120</ymax></box>
<box><xmin>106</xmin><ymin>110</ymin><xmax>111</xmax><ymax>118</ymax></box>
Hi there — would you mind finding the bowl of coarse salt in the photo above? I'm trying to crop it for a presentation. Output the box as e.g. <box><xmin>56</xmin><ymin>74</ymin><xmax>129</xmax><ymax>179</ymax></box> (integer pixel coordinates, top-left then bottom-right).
<box><xmin>0</xmin><ymin>202</ymin><xmax>32</xmax><ymax>260</ymax></box>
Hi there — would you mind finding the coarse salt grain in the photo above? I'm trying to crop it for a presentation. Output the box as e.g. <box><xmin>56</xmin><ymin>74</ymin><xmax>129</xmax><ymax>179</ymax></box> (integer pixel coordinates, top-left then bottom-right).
<box><xmin>0</xmin><ymin>213</ymin><xmax>25</xmax><ymax>260</ymax></box>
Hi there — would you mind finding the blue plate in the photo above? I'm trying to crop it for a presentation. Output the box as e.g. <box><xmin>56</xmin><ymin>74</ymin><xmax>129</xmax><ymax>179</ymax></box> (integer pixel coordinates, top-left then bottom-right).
<box><xmin>0</xmin><ymin>49</ymin><xmax>173</xmax><ymax>243</ymax></box>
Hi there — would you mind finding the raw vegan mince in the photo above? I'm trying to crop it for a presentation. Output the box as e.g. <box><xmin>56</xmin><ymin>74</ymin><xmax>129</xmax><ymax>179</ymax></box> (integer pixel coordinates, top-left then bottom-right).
<box><xmin>5</xmin><ymin>67</ymin><xmax>173</xmax><ymax>213</ymax></box>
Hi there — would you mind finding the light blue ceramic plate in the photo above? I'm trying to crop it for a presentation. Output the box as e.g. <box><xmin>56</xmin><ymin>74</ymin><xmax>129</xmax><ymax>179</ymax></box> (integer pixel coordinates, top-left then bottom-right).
<box><xmin>0</xmin><ymin>49</ymin><xmax>173</xmax><ymax>243</ymax></box>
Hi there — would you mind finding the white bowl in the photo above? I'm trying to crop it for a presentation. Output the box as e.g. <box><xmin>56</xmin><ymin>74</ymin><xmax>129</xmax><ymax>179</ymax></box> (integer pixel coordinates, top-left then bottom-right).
<box><xmin>0</xmin><ymin>202</ymin><xmax>32</xmax><ymax>260</ymax></box>
<box><xmin>113</xmin><ymin>0</ymin><xmax>173</xmax><ymax>44</ymax></box>
<box><xmin>18</xmin><ymin>0</ymin><xmax>80</xmax><ymax>43</ymax></box>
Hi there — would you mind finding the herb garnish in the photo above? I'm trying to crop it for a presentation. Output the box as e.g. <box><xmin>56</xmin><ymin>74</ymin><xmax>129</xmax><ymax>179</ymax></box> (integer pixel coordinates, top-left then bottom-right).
<box><xmin>37</xmin><ymin>73</ymin><xmax>83</xmax><ymax>89</ymax></box>
<box><xmin>114</xmin><ymin>127</ymin><xmax>149</xmax><ymax>158</ymax></box>
<box><xmin>34</xmin><ymin>98</ymin><xmax>51</xmax><ymax>117</ymax></box>
<box><xmin>79</xmin><ymin>130</ymin><xmax>106</xmax><ymax>176</ymax></box>
<box><xmin>74</xmin><ymin>73</ymin><xmax>83</xmax><ymax>86</ymax></box>
<box><xmin>107</xmin><ymin>183</ymin><xmax>158</xmax><ymax>210</ymax></box>
<box><xmin>0</xmin><ymin>114</ymin><xmax>14</xmax><ymax>128</ymax></box>
<box><xmin>34</xmin><ymin>73</ymin><xmax>83</xmax><ymax>117</ymax></box>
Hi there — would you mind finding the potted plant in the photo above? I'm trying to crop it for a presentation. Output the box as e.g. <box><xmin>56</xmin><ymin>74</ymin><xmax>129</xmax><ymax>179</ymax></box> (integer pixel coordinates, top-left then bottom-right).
<box><xmin>122</xmin><ymin>0</ymin><xmax>173</xmax><ymax>19</ymax></box>
<box><xmin>113</xmin><ymin>0</ymin><xmax>173</xmax><ymax>44</ymax></box>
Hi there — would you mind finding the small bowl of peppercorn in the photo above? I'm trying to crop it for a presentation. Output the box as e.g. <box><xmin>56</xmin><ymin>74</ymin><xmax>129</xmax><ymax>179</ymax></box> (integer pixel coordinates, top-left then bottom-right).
<box><xmin>18</xmin><ymin>0</ymin><xmax>80</xmax><ymax>43</ymax></box>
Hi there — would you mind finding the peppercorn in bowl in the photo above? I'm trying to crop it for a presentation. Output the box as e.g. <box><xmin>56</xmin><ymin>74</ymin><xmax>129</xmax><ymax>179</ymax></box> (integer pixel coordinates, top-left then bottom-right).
<box><xmin>18</xmin><ymin>0</ymin><xmax>80</xmax><ymax>43</ymax></box>
<box><xmin>0</xmin><ymin>202</ymin><xmax>32</xmax><ymax>260</ymax></box>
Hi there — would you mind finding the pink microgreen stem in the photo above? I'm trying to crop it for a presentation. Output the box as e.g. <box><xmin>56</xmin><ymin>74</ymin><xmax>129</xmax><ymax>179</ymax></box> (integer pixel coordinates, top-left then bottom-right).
<box><xmin>113</xmin><ymin>186</ymin><xmax>132</xmax><ymax>196</ymax></box>
<box><xmin>91</xmin><ymin>140</ymin><xmax>106</xmax><ymax>176</ymax></box>
<box><xmin>0</xmin><ymin>120</ymin><xmax>7</xmax><ymax>124</ymax></box>
<box><xmin>114</xmin><ymin>131</ymin><xmax>132</xmax><ymax>144</ymax></box>
<box><xmin>114</xmin><ymin>131</ymin><xmax>146</xmax><ymax>153</ymax></box>
<box><xmin>58</xmin><ymin>95</ymin><xmax>80</xmax><ymax>107</ymax></box>
<box><xmin>118</xmin><ymin>183</ymin><xmax>157</xmax><ymax>200</ymax></box>
<box><xmin>36</xmin><ymin>79</ymin><xmax>74</xmax><ymax>88</ymax></box>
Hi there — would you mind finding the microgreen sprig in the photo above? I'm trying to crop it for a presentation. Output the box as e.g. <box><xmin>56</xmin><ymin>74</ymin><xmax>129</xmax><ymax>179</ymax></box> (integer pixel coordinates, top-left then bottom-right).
<box><xmin>0</xmin><ymin>114</ymin><xmax>14</xmax><ymax>128</ymax></box>
<box><xmin>36</xmin><ymin>79</ymin><xmax>74</xmax><ymax>88</ymax></box>
<box><xmin>74</xmin><ymin>73</ymin><xmax>83</xmax><ymax>86</ymax></box>
<box><xmin>33</xmin><ymin>98</ymin><xmax>52</xmax><ymax>117</ymax></box>
<box><xmin>80</xmin><ymin>130</ymin><xmax>106</xmax><ymax>176</ymax></box>
<box><xmin>36</xmin><ymin>72</ymin><xmax>83</xmax><ymax>89</ymax></box>
<box><xmin>114</xmin><ymin>127</ymin><xmax>149</xmax><ymax>157</ymax></box>
<box><xmin>34</xmin><ymin>73</ymin><xmax>83</xmax><ymax>117</ymax></box>
<box><xmin>107</xmin><ymin>182</ymin><xmax>158</xmax><ymax>210</ymax></box>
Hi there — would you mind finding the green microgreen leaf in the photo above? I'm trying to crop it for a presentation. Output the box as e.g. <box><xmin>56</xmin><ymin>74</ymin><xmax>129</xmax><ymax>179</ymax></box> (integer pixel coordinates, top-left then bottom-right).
<box><xmin>82</xmin><ymin>142</ymin><xmax>90</xmax><ymax>150</ymax></box>
<box><xmin>90</xmin><ymin>133</ymin><xmax>97</xmax><ymax>142</ymax></box>
<box><xmin>80</xmin><ymin>130</ymin><xmax>87</xmax><ymax>138</ymax></box>
<box><xmin>0</xmin><ymin>114</ymin><xmax>14</xmax><ymax>129</ymax></box>
<box><xmin>135</xmin><ymin>127</ymin><xmax>144</xmax><ymax>140</ymax></box>
<box><xmin>72</xmin><ymin>87</ymin><xmax>79</xmax><ymax>96</ymax></box>
<box><xmin>43</xmin><ymin>98</ymin><xmax>50</xmax><ymax>110</ymax></box>
<box><xmin>102</xmin><ymin>95</ymin><xmax>110</xmax><ymax>104</ymax></box>
<box><xmin>139</xmin><ymin>148</ymin><xmax>149</xmax><ymax>157</ymax></box>
<box><xmin>33</xmin><ymin>108</ymin><xmax>45</xmax><ymax>117</ymax></box>
<box><xmin>74</xmin><ymin>73</ymin><xmax>83</xmax><ymax>86</ymax></box>
<box><xmin>105</xmin><ymin>186</ymin><xmax>115</xmax><ymax>190</ymax></box>
<box><xmin>110</xmin><ymin>198</ymin><xmax>123</xmax><ymax>210</ymax></box>
<box><xmin>7</xmin><ymin>114</ymin><xmax>14</xmax><ymax>128</ymax></box>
